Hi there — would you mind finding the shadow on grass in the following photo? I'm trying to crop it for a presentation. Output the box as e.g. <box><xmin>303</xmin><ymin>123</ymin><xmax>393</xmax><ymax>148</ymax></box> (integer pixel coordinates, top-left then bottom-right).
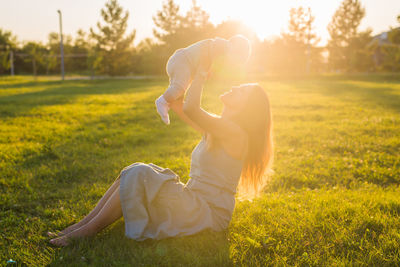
<box><xmin>293</xmin><ymin>78</ymin><xmax>400</xmax><ymax>113</ymax></box>
<box><xmin>49</xmin><ymin>222</ymin><xmax>232</xmax><ymax>266</ymax></box>
<box><xmin>0</xmin><ymin>79</ymin><xmax>165</xmax><ymax>118</ymax></box>
<box><xmin>0</xmin><ymin>79</ymin><xmax>63</xmax><ymax>89</ymax></box>
<box><xmin>0</xmin><ymin>77</ymin><xmax>167</xmax><ymax>90</ymax></box>
<box><xmin>10</xmin><ymin>91</ymin><xmax>175</xmax><ymax>201</ymax></box>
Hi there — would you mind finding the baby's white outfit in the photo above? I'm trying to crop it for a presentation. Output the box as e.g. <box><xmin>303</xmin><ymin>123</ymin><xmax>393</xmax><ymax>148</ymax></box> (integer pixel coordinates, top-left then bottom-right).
<box><xmin>165</xmin><ymin>39</ymin><xmax>214</xmax><ymax>100</ymax></box>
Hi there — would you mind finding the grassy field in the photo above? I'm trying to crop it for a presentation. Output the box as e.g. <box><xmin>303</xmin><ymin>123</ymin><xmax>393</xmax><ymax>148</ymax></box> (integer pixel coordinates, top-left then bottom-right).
<box><xmin>0</xmin><ymin>74</ymin><xmax>399</xmax><ymax>266</ymax></box>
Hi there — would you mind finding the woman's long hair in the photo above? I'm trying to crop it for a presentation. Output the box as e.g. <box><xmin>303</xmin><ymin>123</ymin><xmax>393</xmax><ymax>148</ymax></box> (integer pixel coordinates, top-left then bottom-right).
<box><xmin>230</xmin><ymin>83</ymin><xmax>274</xmax><ymax>201</ymax></box>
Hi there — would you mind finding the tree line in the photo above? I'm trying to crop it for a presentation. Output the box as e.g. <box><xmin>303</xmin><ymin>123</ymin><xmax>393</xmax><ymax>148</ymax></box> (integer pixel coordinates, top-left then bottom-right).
<box><xmin>0</xmin><ymin>0</ymin><xmax>399</xmax><ymax>77</ymax></box>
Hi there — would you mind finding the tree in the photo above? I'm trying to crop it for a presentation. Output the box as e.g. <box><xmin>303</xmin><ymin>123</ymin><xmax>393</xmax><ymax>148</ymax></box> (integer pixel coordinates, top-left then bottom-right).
<box><xmin>381</xmin><ymin>14</ymin><xmax>400</xmax><ymax>71</ymax></box>
<box><xmin>284</xmin><ymin>7</ymin><xmax>319</xmax><ymax>46</ymax></box>
<box><xmin>256</xmin><ymin>38</ymin><xmax>287</xmax><ymax>74</ymax></box>
<box><xmin>281</xmin><ymin>7</ymin><xmax>321</xmax><ymax>73</ymax></box>
<box><xmin>348</xmin><ymin>29</ymin><xmax>374</xmax><ymax>72</ymax></box>
<box><xmin>71</xmin><ymin>29</ymin><xmax>92</xmax><ymax>74</ymax></box>
<box><xmin>177</xmin><ymin>0</ymin><xmax>215</xmax><ymax>47</ymax></box>
<box><xmin>0</xmin><ymin>28</ymin><xmax>17</xmax><ymax>74</ymax></box>
<box><xmin>387</xmin><ymin>15</ymin><xmax>400</xmax><ymax>44</ymax></box>
<box><xmin>380</xmin><ymin>44</ymin><xmax>400</xmax><ymax>71</ymax></box>
<box><xmin>182</xmin><ymin>0</ymin><xmax>213</xmax><ymax>30</ymax></box>
<box><xmin>214</xmin><ymin>19</ymin><xmax>257</xmax><ymax>40</ymax></box>
<box><xmin>327</xmin><ymin>0</ymin><xmax>366</xmax><ymax>71</ymax></box>
<box><xmin>135</xmin><ymin>38</ymin><xmax>166</xmax><ymax>74</ymax></box>
<box><xmin>46</xmin><ymin>32</ymin><xmax>74</xmax><ymax>75</ymax></box>
<box><xmin>149</xmin><ymin>0</ymin><xmax>215</xmax><ymax>73</ymax></box>
<box><xmin>45</xmin><ymin>32</ymin><xmax>60</xmax><ymax>75</ymax></box>
<box><xmin>387</xmin><ymin>15</ymin><xmax>400</xmax><ymax>45</ymax></box>
<box><xmin>90</xmin><ymin>0</ymin><xmax>136</xmax><ymax>75</ymax></box>
<box><xmin>153</xmin><ymin>0</ymin><xmax>213</xmax><ymax>52</ymax></box>
<box><xmin>152</xmin><ymin>0</ymin><xmax>182</xmax><ymax>44</ymax></box>
<box><xmin>22</xmin><ymin>42</ymin><xmax>46</xmax><ymax>78</ymax></box>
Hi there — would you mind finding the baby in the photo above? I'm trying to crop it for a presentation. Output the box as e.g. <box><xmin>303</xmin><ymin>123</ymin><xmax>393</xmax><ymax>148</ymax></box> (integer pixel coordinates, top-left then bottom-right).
<box><xmin>155</xmin><ymin>35</ymin><xmax>251</xmax><ymax>124</ymax></box>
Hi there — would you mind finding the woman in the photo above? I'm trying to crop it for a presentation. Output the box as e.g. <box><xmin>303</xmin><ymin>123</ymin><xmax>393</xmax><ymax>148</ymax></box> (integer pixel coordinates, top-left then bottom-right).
<box><xmin>48</xmin><ymin>62</ymin><xmax>273</xmax><ymax>247</ymax></box>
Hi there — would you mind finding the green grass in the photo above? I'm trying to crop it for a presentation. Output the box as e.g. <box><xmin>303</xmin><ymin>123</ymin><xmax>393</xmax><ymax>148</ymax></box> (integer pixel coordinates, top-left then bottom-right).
<box><xmin>0</xmin><ymin>74</ymin><xmax>399</xmax><ymax>266</ymax></box>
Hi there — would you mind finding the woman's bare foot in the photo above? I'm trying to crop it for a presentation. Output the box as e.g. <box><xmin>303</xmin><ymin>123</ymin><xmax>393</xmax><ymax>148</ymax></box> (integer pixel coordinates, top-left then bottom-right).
<box><xmin>49</xmin><ymin>221</ymin><xmax>97</xmax><ymax>247</ymax></box>
<box><xmin>47</xmin><ymin>231</ymin><xmax>60</xmax><ymax>237</ymax></box>
<box><xmin>47</xmin><ymin>222</ymin><xmax>82</xmax><ymax>237</ymax></box>
<box><xmin>49</xmin><ymin>236</ymin><xmax>70</xmax><ymax>247</ymax></box>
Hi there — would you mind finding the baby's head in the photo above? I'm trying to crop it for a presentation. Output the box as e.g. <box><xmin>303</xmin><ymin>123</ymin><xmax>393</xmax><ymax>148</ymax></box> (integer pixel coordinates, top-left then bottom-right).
<box><xmin>227</xmin><ymin>35</ymin><xmax>251</xmax><ymax>65</ymax></box>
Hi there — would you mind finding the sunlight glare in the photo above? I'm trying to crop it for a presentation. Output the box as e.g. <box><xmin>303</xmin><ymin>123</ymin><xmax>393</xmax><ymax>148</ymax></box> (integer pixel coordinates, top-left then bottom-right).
<box><xmin>192</xmin><ymin>0</ymin><xmax>344</xmax><ymax>44</ymax></box>
<box><xmin>198</xmin><ymin>0</ymin><xmax>298</xmax><ymax>39</ymax></box>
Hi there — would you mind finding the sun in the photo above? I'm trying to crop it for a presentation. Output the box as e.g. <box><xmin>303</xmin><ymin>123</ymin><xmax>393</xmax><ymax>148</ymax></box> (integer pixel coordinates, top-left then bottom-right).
<box><xmin>237</xmin><ymin>4</ymin><xmax>290</xmax><ymax>38</ymax></box>
<box><xmin>203</xmin><ymin>0</ymin><xmax>293</xmax><ymax>39</ymax></box>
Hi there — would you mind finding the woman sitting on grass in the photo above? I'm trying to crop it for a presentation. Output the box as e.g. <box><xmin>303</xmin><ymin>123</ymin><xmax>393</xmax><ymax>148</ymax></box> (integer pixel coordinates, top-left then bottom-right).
<box><xmin>48</xmin><ymin>60</ymin><xmax>274</xmax><ymax>247</ymax></box>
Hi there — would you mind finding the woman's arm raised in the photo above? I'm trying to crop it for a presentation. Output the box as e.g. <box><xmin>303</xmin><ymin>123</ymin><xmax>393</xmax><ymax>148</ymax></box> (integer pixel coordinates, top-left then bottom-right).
<box><xmin>169</xmin><ymin>96</ymin><xmax>205</xmax><ymax>134</ymax></box>
<box><xmin>182</xmin><ymin>71</ymin><xmax>241</xmax><ymax>141</ymax></box>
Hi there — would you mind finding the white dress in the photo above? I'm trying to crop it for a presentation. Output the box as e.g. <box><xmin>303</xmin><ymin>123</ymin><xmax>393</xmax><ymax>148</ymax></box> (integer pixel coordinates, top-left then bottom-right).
<box><xmin>119</xmin><ymin>136</ymin><xmax>243</xmax><ymax>241</ymax></box>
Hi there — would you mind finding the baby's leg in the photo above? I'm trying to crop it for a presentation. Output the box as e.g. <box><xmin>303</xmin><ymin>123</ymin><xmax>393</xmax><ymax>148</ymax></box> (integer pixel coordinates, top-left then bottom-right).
<box><xmin>164</xmin><ymin>52</ymin><xmax>193</xmax><ymax>103</ymax></box>
<box><xmin>156</xmin><ymin>55</ymin><xmax>192</xmax><ymax>124</ymax></box>
<box><xmin>156</xmin><ymin>79</ymin><xmax>187</xmax><ymax>125</ymax></box>
<box><xmin>163</xmin><ymin>88</ymin><xmax>179</xmax><ymax>103</ymax></box>
<box><xmin>163</xmin><ymin>81</ymin><xmax>188</xmax><ymax>103</ymax></box>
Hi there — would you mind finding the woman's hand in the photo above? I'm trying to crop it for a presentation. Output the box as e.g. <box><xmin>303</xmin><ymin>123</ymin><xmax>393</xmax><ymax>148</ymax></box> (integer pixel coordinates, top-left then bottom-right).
<box><xmin>169</xmin><ymin>95</ymin><xmax>184</xmax><ymax>110</ymax></box>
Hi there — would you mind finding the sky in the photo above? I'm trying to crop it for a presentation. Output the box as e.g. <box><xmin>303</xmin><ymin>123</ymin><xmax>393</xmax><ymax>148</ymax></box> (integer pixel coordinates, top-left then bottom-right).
<box><xmin>1</xmin><ymin>0</ymin><xmax>399</xmax><ymax>46</ymax></box>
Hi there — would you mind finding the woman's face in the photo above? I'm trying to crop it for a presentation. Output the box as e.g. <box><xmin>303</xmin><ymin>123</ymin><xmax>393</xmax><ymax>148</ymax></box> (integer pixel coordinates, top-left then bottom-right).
<box><xmin>219</xmin><ymin>85</ymin><xmax>252</xmax><ymax>114</ymax></box>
